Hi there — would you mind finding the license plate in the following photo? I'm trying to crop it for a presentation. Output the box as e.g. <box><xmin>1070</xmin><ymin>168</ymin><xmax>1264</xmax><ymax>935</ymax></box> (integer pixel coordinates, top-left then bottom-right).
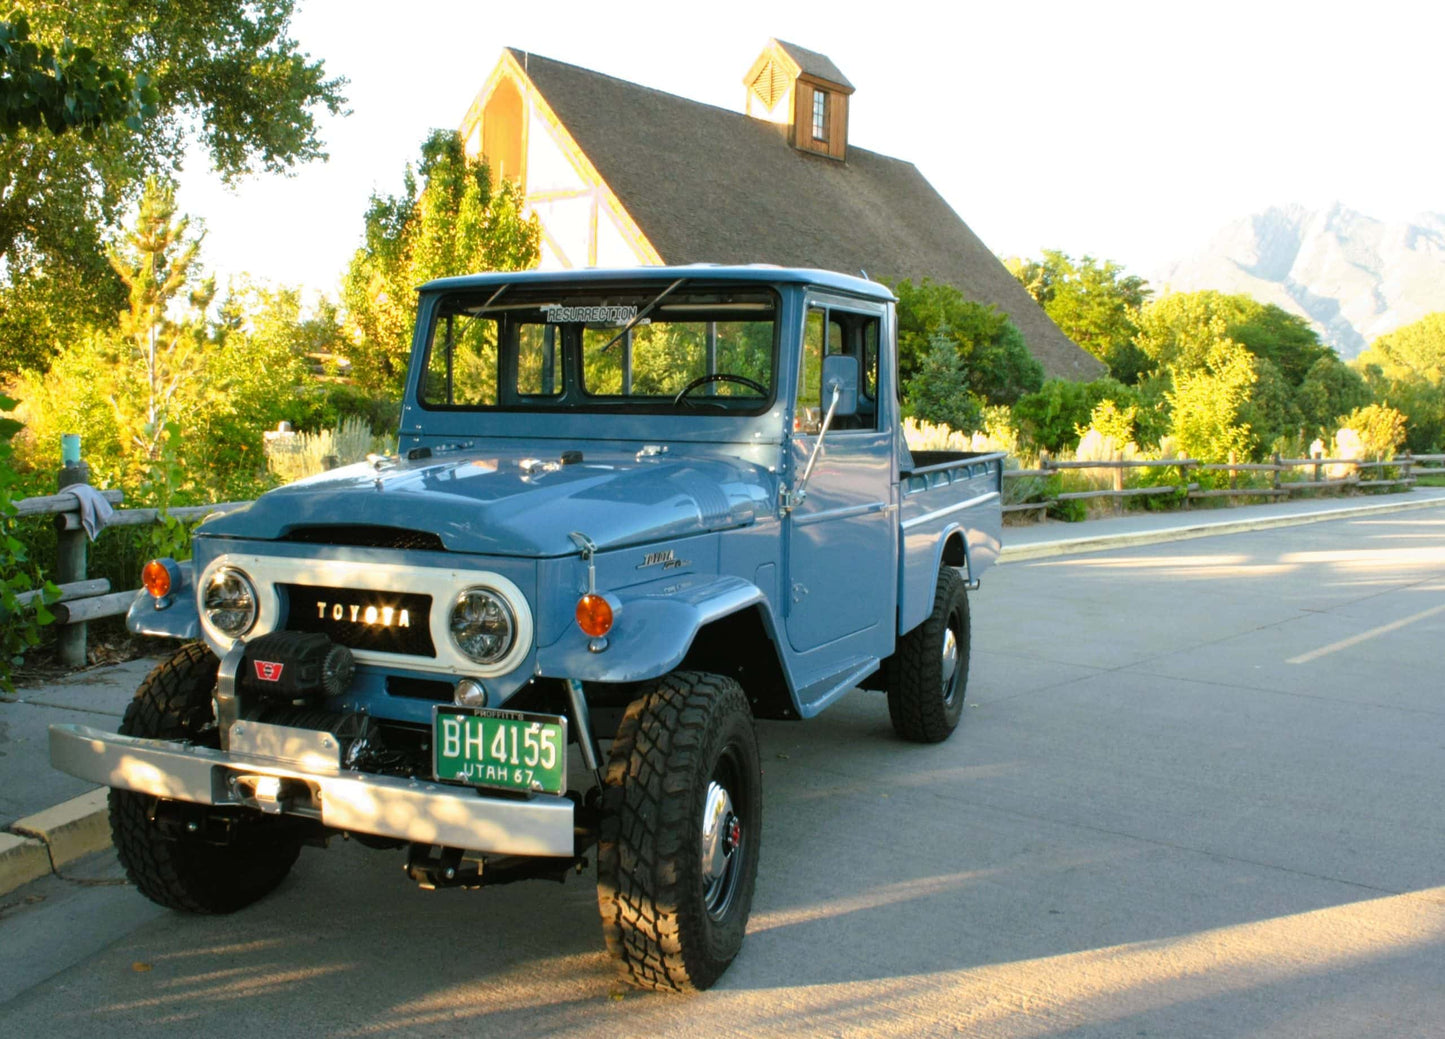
<box><xmin>433</xmin><ymin>706</ymin><xmax>568</xmax><ymax>795</ymax></box>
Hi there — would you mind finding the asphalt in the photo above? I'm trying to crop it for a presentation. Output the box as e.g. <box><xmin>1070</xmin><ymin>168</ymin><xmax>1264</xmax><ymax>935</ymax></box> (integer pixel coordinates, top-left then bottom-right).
<box><xmin>4</xmin><ymin>486</ymin><xmax>1445</xmax><ymax>892</ymax></box>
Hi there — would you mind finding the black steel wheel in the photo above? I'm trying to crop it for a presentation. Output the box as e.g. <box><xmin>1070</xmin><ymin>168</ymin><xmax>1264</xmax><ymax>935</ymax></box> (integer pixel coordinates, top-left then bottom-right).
<box><xmin>597</xmin><ymin>671</ymin><xmax>762</xmax><ymax>991</ymax></box>
<box><xmin>110</xmin><ymin>643</ymin><xmax>302</xmax><ymax>913</ymax></box>
<box><xmin>885</xmin><ymin>565</ymin><xmax>970</xmax><ymax>743</ymax></box>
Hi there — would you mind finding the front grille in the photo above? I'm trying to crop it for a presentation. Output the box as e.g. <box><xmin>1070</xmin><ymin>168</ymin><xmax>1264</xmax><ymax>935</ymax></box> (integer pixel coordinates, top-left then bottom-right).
<box><xmin>281</xmin><ymin>526</ymin><xmax>446</xmax><ymax>552</ymax></box>
<box><xmin>282</xmin><ymin>584</ymin><xmax>435</xmax><ymax>657</ymax></box>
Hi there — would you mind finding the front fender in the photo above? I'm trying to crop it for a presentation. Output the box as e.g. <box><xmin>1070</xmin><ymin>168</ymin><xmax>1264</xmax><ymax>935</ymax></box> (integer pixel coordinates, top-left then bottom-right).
<box><xmin>534</xmin><ymin>574</ymin><xmax>763</xmax><ymax>683</ymax></box>
<box><xmin>126</xmin><ymin>561</ymin><xmax>200</xmax><ymax>640</ymax></box>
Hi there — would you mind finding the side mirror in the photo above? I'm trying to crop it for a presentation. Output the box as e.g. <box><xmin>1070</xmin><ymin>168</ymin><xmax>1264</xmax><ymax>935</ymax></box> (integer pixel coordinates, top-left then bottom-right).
<box><xmin>822</xmin><ymin>354</ymin><xmax>859</xmax><ymax>417</ymax></box>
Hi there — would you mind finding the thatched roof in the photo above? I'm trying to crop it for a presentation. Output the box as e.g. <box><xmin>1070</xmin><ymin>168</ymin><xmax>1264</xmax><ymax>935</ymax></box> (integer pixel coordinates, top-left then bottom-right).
<box><xmin>511</xmin><ymin>49</ymin><xmax>1103</xmax><ymax>381</ymax></box>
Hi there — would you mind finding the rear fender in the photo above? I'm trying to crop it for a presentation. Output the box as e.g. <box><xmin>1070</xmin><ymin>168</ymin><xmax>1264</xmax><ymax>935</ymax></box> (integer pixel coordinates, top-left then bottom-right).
<box><xmin>899</xmin><ymin>526</ymin><xmax>970</xmax><ymax>636</ymax></box>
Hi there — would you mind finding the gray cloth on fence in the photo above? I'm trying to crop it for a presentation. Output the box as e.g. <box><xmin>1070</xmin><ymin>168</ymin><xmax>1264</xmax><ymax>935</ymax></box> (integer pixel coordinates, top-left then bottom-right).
<box><xmin>59</xmin><ymin>484</ymin><xmax>115</xmax><ymax>541</ymax></box>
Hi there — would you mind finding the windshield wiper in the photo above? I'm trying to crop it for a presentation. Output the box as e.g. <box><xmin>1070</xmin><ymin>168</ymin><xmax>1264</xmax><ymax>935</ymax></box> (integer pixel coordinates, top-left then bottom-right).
<box><xmin>598</xmin><ymin>278</ymin><xmax>687</xmax><ymax>353</ymax></box>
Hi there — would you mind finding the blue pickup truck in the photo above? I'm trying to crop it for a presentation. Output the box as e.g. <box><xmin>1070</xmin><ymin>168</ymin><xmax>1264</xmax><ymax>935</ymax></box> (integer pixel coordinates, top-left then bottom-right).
<box><xmin>51</xmin><ymin>265</ymin><xmax>1002</xmax><ymax>991</ymax></box>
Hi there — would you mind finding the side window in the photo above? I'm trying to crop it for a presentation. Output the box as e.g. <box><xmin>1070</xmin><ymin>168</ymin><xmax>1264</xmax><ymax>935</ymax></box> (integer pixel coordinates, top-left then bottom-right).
<box><xmin>799</xmin><ymin>305</ymin><xmax>881</xmax><ymax>432</ymax></box>
<box><xmin>797</xmin><ymin>308</ymin><xmax>825</xmax><ymax>433</ymax></box>
<box><xmin>516</xmin><ymin>323</ymin><xmax>562</xmax><ymax>397</ymax></box>
<box><xmin>862</xmin><ymin>319</ymin><xmax>879</xmax><ymax>402</ymax></box>
<box><xmin>424</xmin><ymin>314</ymin><xmax>498</xmax><ymax>406</ymax></box>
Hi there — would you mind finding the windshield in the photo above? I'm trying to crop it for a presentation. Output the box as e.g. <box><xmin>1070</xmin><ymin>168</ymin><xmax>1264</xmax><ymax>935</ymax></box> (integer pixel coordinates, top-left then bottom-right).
<box><xmin>418</xmin><ymin>283</ymin><xmax>777</xmax><ymax>414</ymax></box>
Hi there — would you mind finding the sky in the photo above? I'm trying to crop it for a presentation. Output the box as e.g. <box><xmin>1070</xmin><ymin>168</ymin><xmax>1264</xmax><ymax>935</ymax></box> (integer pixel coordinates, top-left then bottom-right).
<box><xmin>175</xmin><ymin>0</ymin><xmax>1444</xmax><ymax>305</ymax></box>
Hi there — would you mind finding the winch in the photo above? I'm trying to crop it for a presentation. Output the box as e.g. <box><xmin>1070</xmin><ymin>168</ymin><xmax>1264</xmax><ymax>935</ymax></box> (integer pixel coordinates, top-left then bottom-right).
<box><xmin>238</xmin><ymin>631</ymin><xmax>355</xmax><ymax>702</ymax></box>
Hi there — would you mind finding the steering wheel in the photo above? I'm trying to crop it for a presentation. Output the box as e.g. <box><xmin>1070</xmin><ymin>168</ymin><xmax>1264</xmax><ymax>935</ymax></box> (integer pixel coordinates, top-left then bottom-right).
<box><xmin>672</xmin><ymin>373</ymin><xmax>769</xmax><ymax>407</ymax></box>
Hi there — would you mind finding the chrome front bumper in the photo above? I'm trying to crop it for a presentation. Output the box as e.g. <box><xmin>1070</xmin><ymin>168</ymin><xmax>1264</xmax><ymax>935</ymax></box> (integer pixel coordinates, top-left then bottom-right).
<box><xmin>49</xmin><ymin>723</ymin><xmax>575</xmax><ymax>858</ymax></box>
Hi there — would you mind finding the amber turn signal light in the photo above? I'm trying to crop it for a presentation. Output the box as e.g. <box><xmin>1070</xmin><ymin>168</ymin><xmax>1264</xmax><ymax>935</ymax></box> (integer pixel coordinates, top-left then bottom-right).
<box><xmin>575</xmin><ymin>593</ymin><xmax>614</xmax><ymax>638</ymax></box>
<box><xmin>141</xmin><ymin>559</ymin><xmax>172</xmax><ymax>599</ymax></box>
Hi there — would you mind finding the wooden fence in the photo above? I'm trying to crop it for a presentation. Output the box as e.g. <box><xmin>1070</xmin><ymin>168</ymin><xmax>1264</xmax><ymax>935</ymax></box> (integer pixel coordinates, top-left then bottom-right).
<box><xmin>1001</xmin><ymin>452</ymin><xmax>1443</xmax><ymax>516</ymax></box>
<box><xmin>13</xmin><ymin>468</ymin><xmax>248</xmax><ymax>667</ymax></box>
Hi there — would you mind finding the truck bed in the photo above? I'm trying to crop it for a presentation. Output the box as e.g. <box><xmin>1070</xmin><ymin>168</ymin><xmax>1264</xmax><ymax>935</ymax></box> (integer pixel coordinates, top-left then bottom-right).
<box><xmin>895</xmin><ymin>450</ymin><xmax>1004</xmax><ymax>634</ymax></box>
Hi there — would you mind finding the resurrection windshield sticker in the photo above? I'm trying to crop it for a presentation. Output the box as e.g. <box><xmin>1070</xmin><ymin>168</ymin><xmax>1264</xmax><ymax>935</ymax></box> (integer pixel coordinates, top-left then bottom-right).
<box><xmin>542</xmin><ymin>304</ymin><xmax>638</xmax><ymax>324</ymax></box>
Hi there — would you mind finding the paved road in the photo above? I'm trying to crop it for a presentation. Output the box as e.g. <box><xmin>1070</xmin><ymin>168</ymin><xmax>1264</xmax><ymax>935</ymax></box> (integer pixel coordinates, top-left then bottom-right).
<box><xmin>3</xmin><ymin>507</ymin><xmax>1444</xmax><ymax>1037</ymax></box>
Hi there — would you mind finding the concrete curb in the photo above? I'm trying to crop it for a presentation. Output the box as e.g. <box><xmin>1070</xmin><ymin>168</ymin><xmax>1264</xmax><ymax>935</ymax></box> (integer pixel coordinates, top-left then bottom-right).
<box><xmin>2</xmin><ymin>788</ymin><xmax>112</xmax><ymax>897</ymax></box>
<box><xmin>999</xmin><ymin>494</ymin><xmax>1445</xmax><ymax>564</ymax></box>
<box><xmin>0</xmin><ymin>832</ymin><xmax>52</xmax><ymax>896</ymax></box>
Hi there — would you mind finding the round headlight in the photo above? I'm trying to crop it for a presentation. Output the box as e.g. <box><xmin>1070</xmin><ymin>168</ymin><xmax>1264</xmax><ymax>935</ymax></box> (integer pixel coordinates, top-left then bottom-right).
<box><xmin>204</xmin><ymin>567</ymin><xmax>258</xmax><ymax>638</ymax></box>
<box><xmin>449</xmin><ymin>588</ymin><xmax>515</xmax><ymax>665</ymax></box>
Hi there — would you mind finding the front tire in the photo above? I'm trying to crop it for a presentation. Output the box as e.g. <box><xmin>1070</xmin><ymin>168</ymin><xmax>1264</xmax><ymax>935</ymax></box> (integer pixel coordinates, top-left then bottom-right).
<box><xmin>597</xmin><ymin>671</ymin><xmax>762</xmax><ymax>991</ymax></box>
<box><xmin>886</xmin><ymin>565</ymin><xmax>971</xmax><ymax>743</ymax></box>
<box><xmin>110</xmin><ymin>643</ymin><xmax>302</xmax><ymax>913</ymax></box>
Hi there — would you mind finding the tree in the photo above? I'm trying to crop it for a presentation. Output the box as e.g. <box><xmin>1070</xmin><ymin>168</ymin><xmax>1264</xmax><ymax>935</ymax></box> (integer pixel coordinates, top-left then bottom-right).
<box><xmin>1339</xmin><ymin>404</ymin><xmax>1407</xmax><ymax>459</ymax></box>
<box><xmin>1011</xmin><ymin>377</ymin><xmax>1140</xmax><ymax>454</ymax></box>
<box><xmin>1007</xmin><ymin>250</ymin><xmax>1151</xmax><ymax>379</ymax></box>
<box><xmin>904</xmin><ymin>330</ymin><xmax>983</xmax><ymax>433</ymax></box>
<box><xmin>1165</xmin><ymin>338</ymin><xmax>1257</xmax><ymax>462</ymax></box>
<box><xmin>1136</xmin><ymin>290</ymin><xmax>1330</xmax><ymax>385</ymax></box>
<box><xmin>1354</xmin><ymin>312</ymin><xmax>1445</xmax><ymax>385</ymax></box>
<box><xmin>0</xmin><ymin>13</ymin><xmax>156</xmax><ymax>137</ymax></box>
<box><xmin>342</xmin><ymin>130</ymin><xmax>539</xmax><ymax>393</ymax></box>
<box><xmin>1238</xmin><ymin>356</ymin><xmax>1303</xmax><ymax>453</ymax></box>
<box><xmin>892</xmin><ymin>278</ymin><xmax>1042</xmax><ymax>406</ymax></box>
<box><xmin>1297</xmin><ymin>355</ymin><xmax>1371</xmax><ymax>433</ymax></box>
<box><xmin>0</xmin><ymin>1</ymin><xmax>345</xmax><ymax>374</ymax></box>
<box><xmin>13</xmin><ymin>182</ymin><xmax>307</xmax><ymax>500</ymax></box>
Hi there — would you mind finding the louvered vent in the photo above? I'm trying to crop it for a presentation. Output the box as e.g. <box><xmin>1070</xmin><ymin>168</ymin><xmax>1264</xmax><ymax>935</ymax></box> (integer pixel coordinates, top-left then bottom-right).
<box><xmin>749</xmin><ymin>60</ymin><xmax>788</xmax><ymax>110</ymax></box>
<box><xmin>280</xmin><ymin>526</ymin><xmax>446</xmax><ymax>552</ymax></box>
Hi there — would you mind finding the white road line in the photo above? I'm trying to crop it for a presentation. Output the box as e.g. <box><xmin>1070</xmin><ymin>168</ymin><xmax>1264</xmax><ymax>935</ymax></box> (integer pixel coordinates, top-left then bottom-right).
<box><xmin>1287</xmin><ymin>602</ymin><xmax>1445</xmax><ymax>664</ymax></box>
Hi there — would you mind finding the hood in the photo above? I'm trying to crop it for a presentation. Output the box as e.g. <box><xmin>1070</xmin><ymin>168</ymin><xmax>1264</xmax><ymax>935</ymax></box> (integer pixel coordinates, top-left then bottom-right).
<box><xmin>198</xmin><ymin>450</ymin><xmax>773</xmax><ymax>556</ymax></box>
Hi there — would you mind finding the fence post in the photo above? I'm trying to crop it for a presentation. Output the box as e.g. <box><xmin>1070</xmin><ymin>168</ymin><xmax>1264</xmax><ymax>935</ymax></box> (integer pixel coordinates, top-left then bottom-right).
<box><xmin>55</xmin><ymin>435</ymin><xmax>90</xmax><ymax>667</ymax></box>
<box><xmin>1272</xmin><ymin>452</ymin><xmax>1282</xmax><ymax>493</ymax></box>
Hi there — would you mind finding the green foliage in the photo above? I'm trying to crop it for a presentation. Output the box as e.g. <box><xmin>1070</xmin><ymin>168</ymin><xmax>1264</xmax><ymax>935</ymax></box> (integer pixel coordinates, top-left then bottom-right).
<box><xmin>0</xmin><ymin>1</ymin><xmax>345</xmax><ymax>376</ymax></box>
<box><xmin>1354</xmin><ymin>312</ymin><xmax>1445</xmax><ymax>384</ymax></box>
<box><xmin>0</xmin><ymin>396</ymin><xmax>58</xmax><ymax>691</ymax></box>
<box><xmin>892</xmin><ymin>278</ymin><xmax>1042</xmax><ymax>406</ymax></box>
<box><xmin>1339</xmin><ymin>404</ymin><xmax>1407</xmax><ymax>459</ymax></box>
<box><xmin>1007</xmin><ymin>250</ymin><xmax>1151</xmax><ymax>379</ymax></box>
<box><xmin>1297</xmin><ymin>355</ymin><xmax>1372</xmax><ymax>433</ymax></box>
<box><xmin>1229</xmin><ymin>303</ymin><xmax>1330</xmax><ymax>385</ymax></box>
<box><xmin>1078</xmin><ymin>399</ymin><xmax>1138</xmax><ymax>446</ymax></box>
<box><xmin>903</xmin><ymin>330</ymin><xmax>983</xmax><ymax>433</ymax></box>
<box><xmin>0</xmin><ymin>13</ymin><xmax>157</xmax><ymax>137</ymax></box>
<box><xmin>13</xmin><ymin>181</ymin><xmax>308</xmax><ymax>503</ymax></box>
<box><xmin>1136</xmin><ymin>291</ymin><xmax>1329</xmax><ymax>385</ymax></box>
<box><xmin>1165</xmin><ymin>338</ymin><xmax>1257</xmax><ymax>462</ymax></box>
<box><xmin>1012</xmin><ymin>377</ymin><xmax>1137</xmax><ymax>453</ymax></box>
<box><xmin>342</xmin><ymin>130</ymin><xmax>539</xmax><ymax>394</ymax></box>
<box><xmin>1238</xmin><ymin>356</ymin><xmax>1303</xmax><ymax>451</ymax></box>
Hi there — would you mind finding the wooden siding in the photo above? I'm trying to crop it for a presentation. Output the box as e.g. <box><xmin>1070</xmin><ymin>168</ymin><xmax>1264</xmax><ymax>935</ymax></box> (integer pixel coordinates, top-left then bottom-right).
<box><xmin>792</xmin><ymin>80</ymin><xmax>848</xmax><ymax>161</ymax></box>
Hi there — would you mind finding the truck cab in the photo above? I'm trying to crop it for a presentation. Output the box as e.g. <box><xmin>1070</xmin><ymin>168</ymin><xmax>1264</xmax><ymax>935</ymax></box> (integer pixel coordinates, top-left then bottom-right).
<box><xmin>51</xmin><ymin>265</ymin><xmax>1003</xmax><ymax>992</ymax></box>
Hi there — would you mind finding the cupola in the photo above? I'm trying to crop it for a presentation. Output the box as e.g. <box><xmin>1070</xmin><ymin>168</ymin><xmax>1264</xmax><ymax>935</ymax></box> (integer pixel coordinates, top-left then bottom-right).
<box><xmin>743</xmin><ymin>39</ymin><xmax>854</xmax><ymax>161</ymax></box>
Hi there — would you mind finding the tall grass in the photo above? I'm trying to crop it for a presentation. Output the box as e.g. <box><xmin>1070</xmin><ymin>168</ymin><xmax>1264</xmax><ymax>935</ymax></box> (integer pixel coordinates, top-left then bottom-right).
<box><xmin>265</xmin><ymin>416</ymin><xmax>384</xmax><ymax>484</ymax></box>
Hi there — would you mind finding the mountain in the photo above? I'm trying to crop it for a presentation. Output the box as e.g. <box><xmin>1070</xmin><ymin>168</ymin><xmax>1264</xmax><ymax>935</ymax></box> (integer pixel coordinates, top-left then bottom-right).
<box><xmin>1154</xmin><ymin>204</ymin><xmax>1445</xmax><ymax>359</ymax></box>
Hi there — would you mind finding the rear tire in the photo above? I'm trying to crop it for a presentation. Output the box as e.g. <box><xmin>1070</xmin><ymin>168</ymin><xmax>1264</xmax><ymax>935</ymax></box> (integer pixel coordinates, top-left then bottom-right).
<box><xmin>886</xmin><ymin>565</ymin><xmax>970</xmax><ymax>743</ymax></box>
<box><xmin>597</xmin><ymin>671</ymin><xmax>762</xmax><ymax>991</ymax></box>
<box><xmin>110</xmin><ymin>643</ymin><xmax>302</xmax><ymax>913</ymax></box>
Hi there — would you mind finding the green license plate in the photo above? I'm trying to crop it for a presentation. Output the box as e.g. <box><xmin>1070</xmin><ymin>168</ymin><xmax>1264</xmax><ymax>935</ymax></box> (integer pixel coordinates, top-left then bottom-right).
<box><xmin>433</xmin><ymin>706</ymin><xmax>568</xmax><ymax>795</ymax></box>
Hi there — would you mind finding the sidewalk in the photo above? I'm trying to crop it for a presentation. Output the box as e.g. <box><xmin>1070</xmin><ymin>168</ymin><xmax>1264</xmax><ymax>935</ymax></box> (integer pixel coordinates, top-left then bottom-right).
<box><xmin>5</xmin><ymin>485</ymin><xmax>1445</xmax><ymax>894</ymax></box>
<box><xmin>1000</xmin><ymin>484</ymin><xmax>1445</xmax><ymax>562</ymax></box>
